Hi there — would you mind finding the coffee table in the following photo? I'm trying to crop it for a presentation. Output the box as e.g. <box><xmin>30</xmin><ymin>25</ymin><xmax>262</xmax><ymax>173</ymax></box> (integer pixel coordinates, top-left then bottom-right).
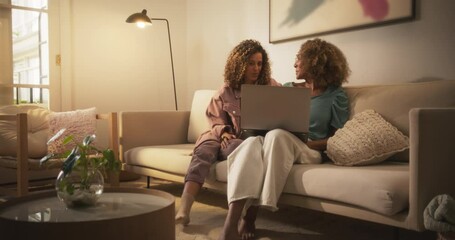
<box><xmin>0</xmin><ymin>187</ymin><xmax>175</xmax><ymax>240</ymax></box>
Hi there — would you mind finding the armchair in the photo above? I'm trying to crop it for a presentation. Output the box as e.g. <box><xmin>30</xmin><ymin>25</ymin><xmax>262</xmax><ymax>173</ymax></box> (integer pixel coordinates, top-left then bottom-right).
<box><xmin>0</xmin><ymin>106</ymin><xmax>119</xmax><ymax>197</ymax></box>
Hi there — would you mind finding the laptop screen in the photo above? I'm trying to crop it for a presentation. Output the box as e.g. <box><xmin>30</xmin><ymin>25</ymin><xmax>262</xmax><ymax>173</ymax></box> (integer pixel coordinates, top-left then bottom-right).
<box><xmin>240</xmin><ymin>84</ymin><xmax>311</xmax><ymax>140</ymax></box>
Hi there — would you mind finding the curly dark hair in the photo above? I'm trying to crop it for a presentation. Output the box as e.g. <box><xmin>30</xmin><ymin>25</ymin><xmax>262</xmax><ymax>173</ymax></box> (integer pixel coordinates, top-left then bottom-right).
<box><xmin>224</xmin><ymin>39</ymin><xmax>272</xmax><ymax>89</ymax></box>
<box><xmin>298</xmin><ymin>38</ymin><xmax>350</xmax><ymax>89</ymax></box>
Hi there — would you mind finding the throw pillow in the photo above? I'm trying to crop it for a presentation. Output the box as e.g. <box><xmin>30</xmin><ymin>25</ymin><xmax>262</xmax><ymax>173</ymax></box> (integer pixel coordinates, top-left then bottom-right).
<box><xmin>47</xmin><ymin>107</ymin><xmax>97</xmax><ymax>155</ymax></box>
<box><xmin>326</xmin><ymin>109</ymin><xmax>409</xmax><ymax>166</ymax></box>
<box><xmin>0</xmin><ymin>105</ymin><xmax>50</xmax><ymax>158</ymax></box>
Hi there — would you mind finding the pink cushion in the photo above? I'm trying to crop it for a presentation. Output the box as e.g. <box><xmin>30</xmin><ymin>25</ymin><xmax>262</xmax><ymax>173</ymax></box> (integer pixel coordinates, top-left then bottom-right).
<box><xmin>47</xmin><ymin>108</ymin><xmax>97</xmax><ymax>154</ymax></box>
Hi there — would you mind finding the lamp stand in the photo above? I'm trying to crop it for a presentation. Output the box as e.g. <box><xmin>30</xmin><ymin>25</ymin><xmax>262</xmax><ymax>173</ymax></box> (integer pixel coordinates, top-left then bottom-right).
<box><xmin>126</xmin><ymin>10</ymin><xmax>177</xmax><ymax>111</ymax></box>
<box><xmin>152</xmin><ymin>18</ymin><xmax>178</xmax><ymax>111</ymax></box>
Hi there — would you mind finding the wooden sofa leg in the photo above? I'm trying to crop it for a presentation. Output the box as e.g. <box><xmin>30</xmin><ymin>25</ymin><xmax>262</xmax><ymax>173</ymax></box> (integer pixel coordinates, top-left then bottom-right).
<box><xmin>147</xmin><ymin>176</ymin><xmax>151</xmax><ymax>188</ymax></box>
<box><xmin>393</xmin><ymin>227</ymin><xmax>400</xmax><ymax>240</ymax></box>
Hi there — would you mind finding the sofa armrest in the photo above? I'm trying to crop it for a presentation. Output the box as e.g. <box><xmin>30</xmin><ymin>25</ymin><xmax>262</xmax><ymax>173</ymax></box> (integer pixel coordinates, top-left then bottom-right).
<box><xmin>118</xmin><ymin>111</ymin><xmax>191</xmax><ymax>160</ymax></box>
<box><xmin>0</xmin><ymin>113</ymin><xmax>28</xmax><ymax>196</ymax></box>
<box><xmin>96</xmin><ymin>113</ymin><xmax>120</xmax><ymax>187</ymax></box>
<box><xmin>407</xmin><ymin>108</ymin><xmax>455</xmax><ymax>230</ymax></box>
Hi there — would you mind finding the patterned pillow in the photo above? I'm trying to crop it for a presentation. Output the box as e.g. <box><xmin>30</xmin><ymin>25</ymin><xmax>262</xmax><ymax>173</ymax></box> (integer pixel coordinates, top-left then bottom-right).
<box><xmin>327</xmin><ymin>109</ymin><xmax>409</xmax><ymax>166</ymax></box>
<box><xmin>47</xmin><ymin>108</ymin><xmax>97</xmax><ymax>155</ymax></box>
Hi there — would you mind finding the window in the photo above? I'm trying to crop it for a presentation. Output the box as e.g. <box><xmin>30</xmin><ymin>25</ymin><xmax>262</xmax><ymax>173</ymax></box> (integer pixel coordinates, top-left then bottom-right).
<box><xmin>0</xmin><ymin>0</ymin><xmax>58</xmax><ymax>108</ymax></box>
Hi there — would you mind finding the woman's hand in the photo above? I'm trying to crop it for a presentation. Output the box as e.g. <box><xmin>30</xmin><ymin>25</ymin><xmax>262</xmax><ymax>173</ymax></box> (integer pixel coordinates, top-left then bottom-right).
<box><xmin>220</xmin><ymin>133</ymin><xmax>236</xmax><ymax>149</ymax></box>
<box><xmin>306</xmin><ymin>139</ymin><xmax>328</xmax><ymax>151</ymax></box>
<box><xmin>307</xmin><ymin>128</ymin><xmax>337</xmax><ymax>151</ymax></box>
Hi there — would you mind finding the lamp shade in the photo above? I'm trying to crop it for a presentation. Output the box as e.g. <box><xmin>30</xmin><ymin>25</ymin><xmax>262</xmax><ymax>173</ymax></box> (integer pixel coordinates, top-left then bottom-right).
<box><xmin>125</xmin><ymin>9</ymin><xmax>152</xmax><ymax>25</ymax></box>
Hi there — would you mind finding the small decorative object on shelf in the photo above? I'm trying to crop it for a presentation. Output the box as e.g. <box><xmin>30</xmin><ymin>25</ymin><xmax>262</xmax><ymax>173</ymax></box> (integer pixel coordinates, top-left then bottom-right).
<box><xmin>41</xmin><ymin>129</ymin><xmax>121</xmax><ymax>208</ymax></box>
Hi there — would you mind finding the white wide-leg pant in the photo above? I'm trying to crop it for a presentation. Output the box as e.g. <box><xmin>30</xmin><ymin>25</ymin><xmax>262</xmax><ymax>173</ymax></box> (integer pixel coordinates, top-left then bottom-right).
<box><xmin>227</xmin><ymin>129</ymin><xmax>321</xmax><ymax>211</ymax></box>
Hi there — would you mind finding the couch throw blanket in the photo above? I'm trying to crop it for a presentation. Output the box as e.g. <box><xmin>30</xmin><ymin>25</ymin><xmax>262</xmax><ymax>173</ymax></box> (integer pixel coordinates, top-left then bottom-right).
<box><xmin>424</xmin><ymin>194</ymin><xmax>455</xmax><ymax>232</ymax></box>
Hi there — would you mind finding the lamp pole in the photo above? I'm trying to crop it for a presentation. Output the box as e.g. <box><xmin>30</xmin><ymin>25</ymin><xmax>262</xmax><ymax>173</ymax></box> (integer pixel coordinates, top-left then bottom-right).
<box><xmin>152</xmin><ymin>18</ymin><xmax>178</xmax><ymax>111</ymax></box>
<box><xmin>126</xmin><ymin>10</ymin><xmax>178</xmax><ymax>111</ymax></box>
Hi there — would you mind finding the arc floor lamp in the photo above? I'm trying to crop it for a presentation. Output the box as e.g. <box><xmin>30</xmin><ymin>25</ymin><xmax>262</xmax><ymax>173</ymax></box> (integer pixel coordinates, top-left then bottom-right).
<box><xmin>126</xmin><ymin>9</ymin><xmax>178</xmax><ymax>111</ymax></box>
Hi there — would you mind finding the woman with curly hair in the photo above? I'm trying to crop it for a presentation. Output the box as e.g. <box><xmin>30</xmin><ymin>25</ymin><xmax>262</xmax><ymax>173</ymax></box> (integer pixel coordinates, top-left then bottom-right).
<box><xmin>219</xmin><ymin>38</ymin><xmax>351</xmax><ymax>240</ymax></box>
<box><xmin>175</xmin><ymin>39</ymin><xmax>281</xmax><ymax>226</ymax></box>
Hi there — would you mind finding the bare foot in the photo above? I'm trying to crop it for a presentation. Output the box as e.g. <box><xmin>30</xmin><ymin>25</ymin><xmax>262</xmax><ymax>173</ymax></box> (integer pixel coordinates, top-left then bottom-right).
<box><xmin>218</xmin><ymin>227</ymin><xmax>241</xmax><ymax>240</ymax></box>
<box><xmin>175</xmin><ymin>214</ymin><xmax>190</xmax><ymax>226</ymax></box>
<box><xmin>238</xmin><ymin>218</ymin><xmax>256</xmax><ymax>240</ymax></box>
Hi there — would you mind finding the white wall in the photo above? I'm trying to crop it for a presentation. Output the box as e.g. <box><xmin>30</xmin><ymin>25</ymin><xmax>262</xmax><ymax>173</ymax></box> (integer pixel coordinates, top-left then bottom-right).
<box><xmin>59</xmin><ymin>0</ymin><xmax>455</xmax><ymax>145</ymax></box>
<box><xmin>60</xmin><ymin>0</ymin><xmax>187</xmax><ymax>113</ymax></box>
<box><xmin>59</xmin><ymin>0</ymin><xmax>187</xmax><ymax>146</ymax></box>
<box><xmin>186</xmin><ymin>0</ymin><xmax>455</xmax><ymax>104</ymax></box>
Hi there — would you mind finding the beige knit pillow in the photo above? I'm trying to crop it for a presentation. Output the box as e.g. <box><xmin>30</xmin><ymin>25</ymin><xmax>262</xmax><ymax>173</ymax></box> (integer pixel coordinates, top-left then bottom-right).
<box><xmin>327</xmin><ymin>109</ymin><xmax>409</xmax><ymax>166</ymax></box>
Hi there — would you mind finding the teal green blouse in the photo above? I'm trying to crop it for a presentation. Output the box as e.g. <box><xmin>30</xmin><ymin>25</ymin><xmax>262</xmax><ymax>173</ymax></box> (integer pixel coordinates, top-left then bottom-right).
<box><xmin>283</xmin><ymin>82</ymin><xmax>349</xmax><ymax>140</ymax></box>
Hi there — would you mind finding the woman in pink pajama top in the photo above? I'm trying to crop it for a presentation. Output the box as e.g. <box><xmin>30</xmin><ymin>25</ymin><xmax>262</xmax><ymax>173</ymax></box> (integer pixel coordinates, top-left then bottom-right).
<box><xmin>175</xmin><ymin>39</ymin><xmax>280</xmax><ymax>225</ymax></box>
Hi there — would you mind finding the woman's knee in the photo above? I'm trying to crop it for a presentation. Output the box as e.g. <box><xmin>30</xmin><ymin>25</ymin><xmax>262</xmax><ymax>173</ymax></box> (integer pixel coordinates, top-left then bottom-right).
<box><xmin>228</xmin><ymin>138</ymin><xmax>243</xmax><ymax>149</ymax></box>
<box><xmin>193</xmin><ymin>140</ymin><xmax>220</xmax><ymax>162</ymax></box>
<box><xmin>227</xmin><ymin>136</ymin><xmax>263</xmax><ymax>159</ymax></box>
<box><xmin>263</xmin><ymin>129</ymin><xmax>297</xmax><ymax>149</ymax></box>
<box><xmin>219</xmin><ymin>138</ymin><xmax>243</xmax><ymax>159</ymax></box>
<box><xmin>244</xmin><ymin>135</ymin><xmax>264</xmax><ymax>146</ymax></box>
<box><xmin>265</xmin><ymin>129</ymin><xmax>292</xmax><ymax>140</ymax></box>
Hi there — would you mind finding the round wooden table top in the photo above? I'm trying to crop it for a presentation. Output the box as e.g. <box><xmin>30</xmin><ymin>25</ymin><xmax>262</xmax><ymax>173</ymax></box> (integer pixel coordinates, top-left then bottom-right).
<box><xmin>0</xmin><ymin>187</ymin><xmax>175</xmax><ymax>240</ymax></box>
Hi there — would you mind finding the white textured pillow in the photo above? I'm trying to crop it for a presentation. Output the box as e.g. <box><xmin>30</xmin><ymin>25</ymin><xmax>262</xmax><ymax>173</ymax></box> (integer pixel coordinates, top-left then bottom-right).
<box><xmin>327</xmin><ymin>109</ymin><xmax>409</xmax><ymax>166</ymax></box>
<box><xmin>47</xmin><ymin>108</ymin><xmax>97</xmax><ymax>154</ymax></box>
<box><xmin>0</xmin><ymin>105</ymin><xmax>50</xmax><ymax>158</ymax></box>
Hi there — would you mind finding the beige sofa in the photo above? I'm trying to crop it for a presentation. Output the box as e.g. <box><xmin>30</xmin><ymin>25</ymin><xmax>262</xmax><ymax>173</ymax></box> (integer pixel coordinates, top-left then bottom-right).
<box><xmin>118</xmin><ymin>80</ymin><xmax>455</xmax><ymax>231</ymax></box>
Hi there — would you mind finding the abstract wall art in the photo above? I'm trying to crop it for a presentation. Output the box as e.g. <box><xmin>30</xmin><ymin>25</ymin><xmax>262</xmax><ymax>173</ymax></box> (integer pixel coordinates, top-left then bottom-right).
<box><xmin>270</xmin><ymin>0</ymin><xmax>416</xmax><ymax>43</ymax></box>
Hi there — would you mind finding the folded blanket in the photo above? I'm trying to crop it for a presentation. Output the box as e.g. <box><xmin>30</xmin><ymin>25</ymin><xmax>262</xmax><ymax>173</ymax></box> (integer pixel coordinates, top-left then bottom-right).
<box><xmin>424</xmin><ymin>194</ymin><xmax>455</xmax><ymax>232</ymax></box>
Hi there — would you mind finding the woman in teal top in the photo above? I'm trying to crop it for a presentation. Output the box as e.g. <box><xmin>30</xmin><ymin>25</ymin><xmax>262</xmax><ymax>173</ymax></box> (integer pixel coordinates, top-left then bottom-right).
<box><xmin>283</xmin><ymin>82</ymin><xmax>349</xmax><ymax>141</ymax></box>
<box><xmin>219</xmin><ymin>38</ymin><xmax>351</xmax><ymax>240</ymax></box>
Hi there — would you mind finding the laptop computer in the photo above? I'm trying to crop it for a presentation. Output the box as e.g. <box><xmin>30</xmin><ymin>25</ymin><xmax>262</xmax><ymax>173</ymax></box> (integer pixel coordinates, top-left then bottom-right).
<box><xmin>240</xmin><ymin>84</ymin><xmax>311</xmax><ymax>142</ymax></box>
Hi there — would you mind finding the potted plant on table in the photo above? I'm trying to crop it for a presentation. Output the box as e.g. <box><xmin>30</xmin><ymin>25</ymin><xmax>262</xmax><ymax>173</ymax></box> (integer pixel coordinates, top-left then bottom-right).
<box><xmin>40</xmin><ymin>129</ymin><xmax>121</xmax><ymax>208</ymax></box>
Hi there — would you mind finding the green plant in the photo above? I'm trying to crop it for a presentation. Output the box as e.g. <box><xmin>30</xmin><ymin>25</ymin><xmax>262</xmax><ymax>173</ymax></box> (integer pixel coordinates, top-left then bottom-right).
<box><xmin>41</xmin><ymin>130</ymin><xmax>121</xmax><ymax>193</ymax></box>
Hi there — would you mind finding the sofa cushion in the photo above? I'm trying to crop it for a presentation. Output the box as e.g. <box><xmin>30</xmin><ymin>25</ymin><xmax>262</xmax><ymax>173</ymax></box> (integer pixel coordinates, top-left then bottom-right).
<box><xmin>124</xmin><ymin>143</ymin><xmax>230</xmax><ymax>183</ymax></box>
<box><xmin>327</xmin><ymin>109</ymin><xmax>409</xmax><ymax>166</ymax></box>
<box><xmin>187</xmin><ymin>90</ymin><xmax>215</xmax><ymax>143</ymax></box>
<box><xmin>344</xmin><ymin>80</ymin><xmax>455</xmax><ymax>161</ymax></box>
<box><xmin>345</xmin><ymin>80</ymin><xmax>455</xmax><ymax>136</ymax></box>
<box><xmin>214</xmin><ymin>160</ymin><xmax>228</xmax><ymax>182</ymax></box>
<box><xmin>212</xmin><ymin>159</ymin><xmax>409</xmax><ymax>216</ymax></box>
<box><xmin>0</xmin><ymin>161</ymin><xmax>60</xmax><ymax>184</ymax></box>
<box><xmin>125</xmin><ymin>143</ymin><xmax>409</xmax><ymax>216</ymax></box>
<box><xmin>0</xmin><ymin>105</ymin><xmax>50</xmax><ymax>158</ymax></box>
<box><xmin>47</xmin><ymin>107</ymin><xmax>97</xmax><ymax>154</ymax></box>
<box><xmin>124</xmin><ymin>144</ymin><xmax>194</xmax><ymax>175</ymax></box>
<box><xmin>282</xmin><ymin>162</ymin><xmax>409</xmax><ymax>216</ymax></box>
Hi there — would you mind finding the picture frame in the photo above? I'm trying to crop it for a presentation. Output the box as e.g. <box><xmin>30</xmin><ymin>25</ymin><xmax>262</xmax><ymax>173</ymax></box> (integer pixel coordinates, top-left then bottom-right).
<box><xmin>269</xmin><ymin>0</ymin><xmax>416</xmax><ymax>43</ymax></box>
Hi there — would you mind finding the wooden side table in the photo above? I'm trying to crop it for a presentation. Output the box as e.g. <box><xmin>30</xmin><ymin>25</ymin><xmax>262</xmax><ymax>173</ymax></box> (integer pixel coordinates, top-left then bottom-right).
<box><xmin>0</xmin><ymin>187</ymin><xmax>175</xmax><ymax>240</ymax></box>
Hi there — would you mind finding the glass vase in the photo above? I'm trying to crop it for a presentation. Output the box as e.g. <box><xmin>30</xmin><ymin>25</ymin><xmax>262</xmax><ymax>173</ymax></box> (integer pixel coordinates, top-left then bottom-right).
<box><xmin>55</xmin><ymin>167</ymin><xmax>104</xmax><ymax>208</ymax></box>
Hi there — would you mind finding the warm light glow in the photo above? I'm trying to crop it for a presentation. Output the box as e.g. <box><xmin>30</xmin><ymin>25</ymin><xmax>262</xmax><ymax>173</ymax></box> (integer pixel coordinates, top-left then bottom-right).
<box><xmin>136</xmin><ymin>22</ymin><xmax>146</xmax><ymax>28</ymax></box>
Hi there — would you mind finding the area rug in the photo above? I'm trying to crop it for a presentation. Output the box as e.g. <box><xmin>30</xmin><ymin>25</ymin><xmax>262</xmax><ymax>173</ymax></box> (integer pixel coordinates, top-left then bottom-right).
<box><xmin>146</xmin><ymin>179</ymin><xmax>436</xmax><ymax>240</ymax></box>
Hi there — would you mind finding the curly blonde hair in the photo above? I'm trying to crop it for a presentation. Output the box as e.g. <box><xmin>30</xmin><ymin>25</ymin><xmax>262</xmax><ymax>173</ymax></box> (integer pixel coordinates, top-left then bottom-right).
<box><xmin>224</xmin><ymin>39</ymin><xmax>272</xmax><ymax>89</ymax></box>
<box><xmin>298</xmin><ymin>38</ymin><xmax>350</xmax><ymax>89</ymax></box>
